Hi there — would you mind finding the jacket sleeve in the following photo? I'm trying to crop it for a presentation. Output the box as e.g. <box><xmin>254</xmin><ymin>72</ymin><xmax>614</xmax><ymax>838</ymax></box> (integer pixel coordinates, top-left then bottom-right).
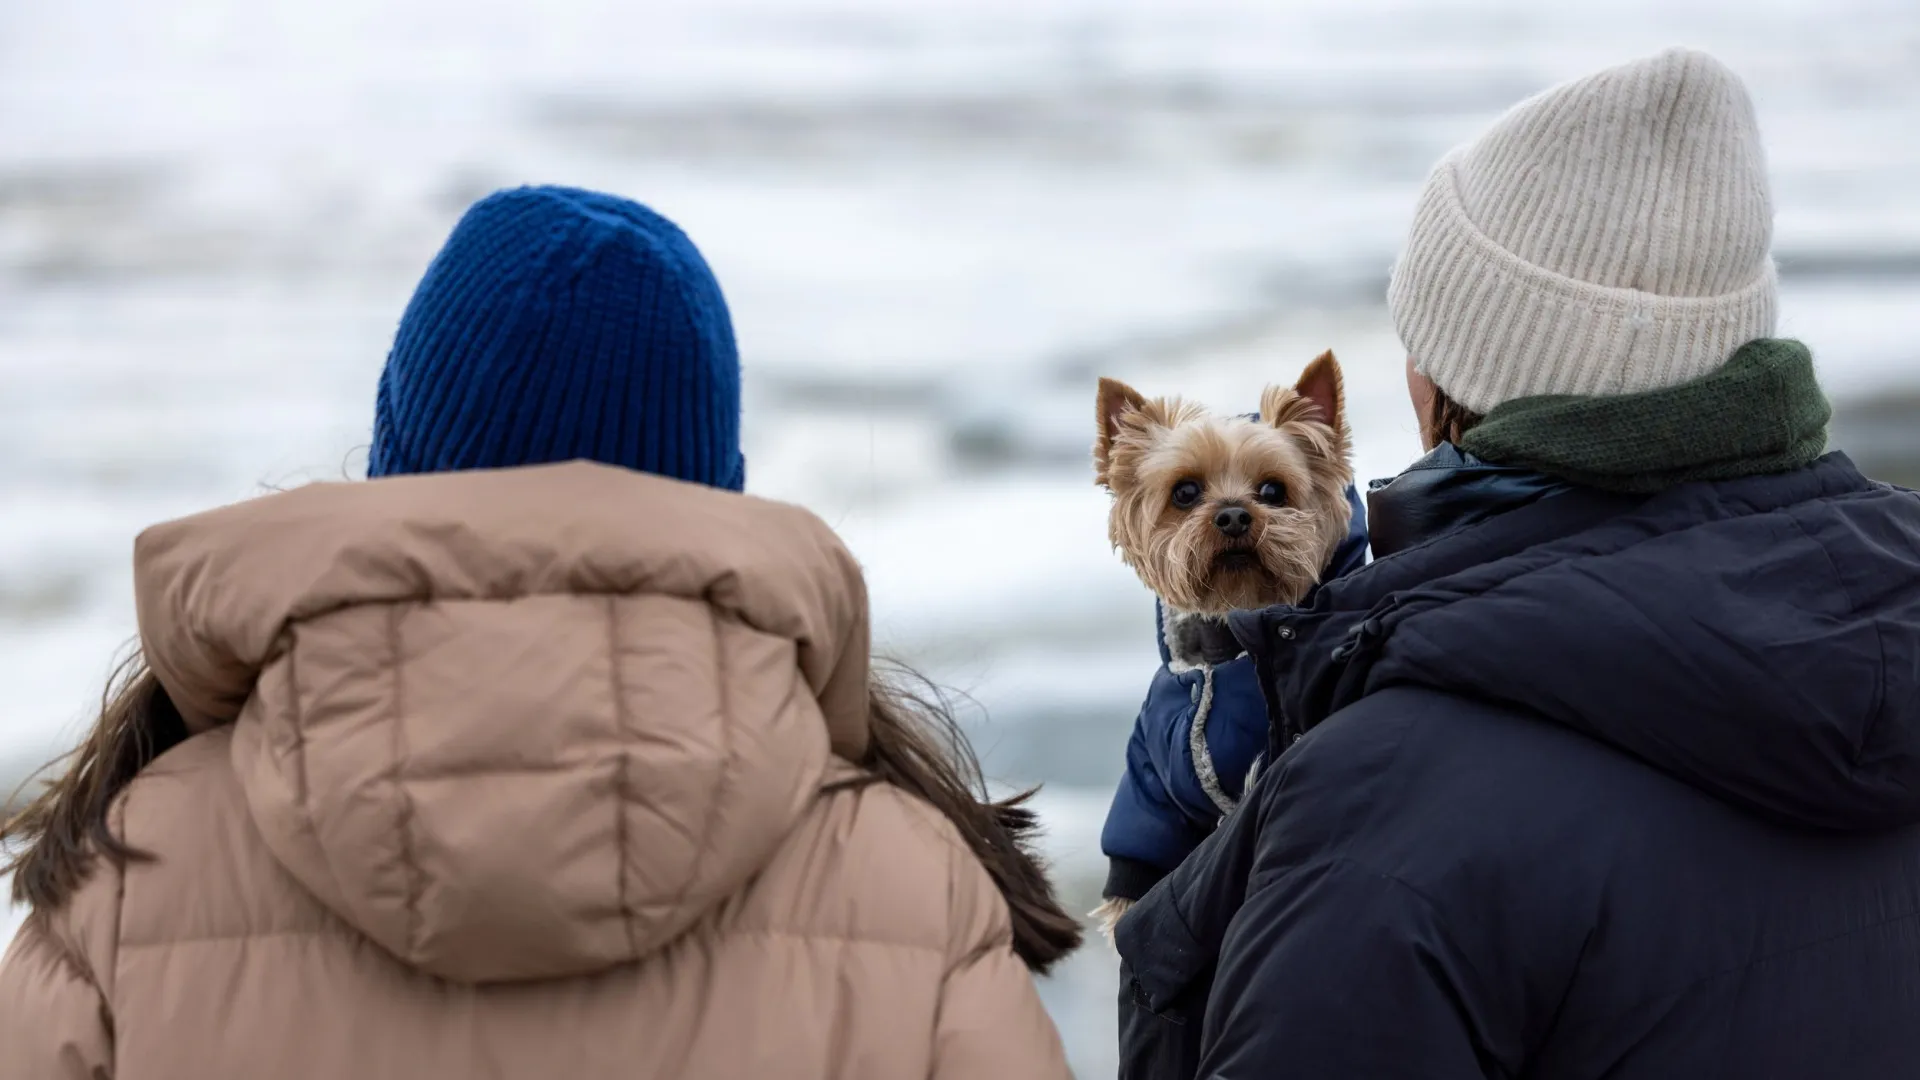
<box><xmin>930</xmin><ymin>846</ymin><xmax>1072</xmax><ymax>1080</ymax></box>
<box><xmin>0</xmin><ymin>916</ymin><xmax>112</xmax><ymax>1080</ymax></box>
<box><xmin>1191</xmin><ymin>696</ymin><xmax>1540</xmax><ymax>1080</ymax></box>
<box><xmin>1198</xmin><ymin>858</ymin><xmax>1501</xmax><ymax>1079</ymax></box>
<box><xmin>931</xmin><ymin>942</ymin><xmax>1070</xmax><ymax>1080</ymax></box>
<box><xmin>1099</xmin><ymin>695</ymin><xmax>1213</xmax><ymax>897</ymax></box>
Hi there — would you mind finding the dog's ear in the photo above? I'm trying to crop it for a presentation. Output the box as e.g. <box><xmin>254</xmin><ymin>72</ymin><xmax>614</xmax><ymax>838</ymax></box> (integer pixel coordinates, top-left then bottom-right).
<box><xmin>1095</xmin><ymin>377</ymin><xmax>1149</xmax><ymax>487</ymax></box>
<box><xmin>1260</xmin><ymin>351</ymin><xmax>1350</xmax><ymax>465</ymax></box>
<box><xmin>1260</xmin><ymin>351</ymin><xmax>1346</xmax><ymax>433</ymax></box>
<box><xmin>1293</xmin><ymin>350</ymin><xmax>1345</xmax><ymax>436</ymax></box>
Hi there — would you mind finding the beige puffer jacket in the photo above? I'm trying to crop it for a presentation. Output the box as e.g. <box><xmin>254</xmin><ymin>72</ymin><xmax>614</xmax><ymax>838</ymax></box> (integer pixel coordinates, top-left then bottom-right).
<box><xmin>0</xmin><ymin>463</ymin><xmax>1071</xmax><ymax>1079</ymax></box>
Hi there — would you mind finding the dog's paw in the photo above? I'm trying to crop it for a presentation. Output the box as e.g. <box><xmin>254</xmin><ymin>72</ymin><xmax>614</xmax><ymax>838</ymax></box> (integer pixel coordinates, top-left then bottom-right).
<box><xmin>1090</xmin><ymin>896</ymin><xmax>1136</xmax><ymax>941</ymax></box>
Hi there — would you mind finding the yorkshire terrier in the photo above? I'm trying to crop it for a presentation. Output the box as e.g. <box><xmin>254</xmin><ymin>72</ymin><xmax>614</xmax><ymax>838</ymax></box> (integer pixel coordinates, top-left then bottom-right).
<box><xmin>1090</xmin><ymin>351</ymin><xmax>1355</xmax><ymax>934</ymax></box>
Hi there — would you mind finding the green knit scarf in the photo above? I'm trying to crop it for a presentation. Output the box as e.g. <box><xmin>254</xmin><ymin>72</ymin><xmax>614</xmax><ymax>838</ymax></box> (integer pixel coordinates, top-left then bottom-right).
<box><xmin>1457</xmin><ymin>339</ymin><xmax>1831</xmax><ymax>494</ymax></box>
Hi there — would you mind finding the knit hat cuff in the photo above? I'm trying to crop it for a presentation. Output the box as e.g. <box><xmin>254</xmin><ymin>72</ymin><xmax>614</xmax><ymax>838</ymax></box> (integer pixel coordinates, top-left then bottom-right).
<box><xmin>1388</xmin><ymin>153</ymin><xmax>1779</xmax><ymax>415</ymax></box>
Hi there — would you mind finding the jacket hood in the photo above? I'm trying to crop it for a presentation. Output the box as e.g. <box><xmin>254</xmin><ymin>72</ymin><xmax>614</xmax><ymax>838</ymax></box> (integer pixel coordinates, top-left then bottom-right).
<box><xmin>1241</xmin><ymin>454</ymin><xmax>1920</xmax><ymax>833</ymax></box>
<box><xmin>133</xmin><ymin>462</ymin><xmax>871</xmax><ymax>982</ymax></box>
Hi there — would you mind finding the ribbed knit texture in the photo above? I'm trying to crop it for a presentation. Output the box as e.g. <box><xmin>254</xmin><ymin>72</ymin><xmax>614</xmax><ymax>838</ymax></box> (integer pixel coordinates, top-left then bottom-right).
<box><xmin>1388</xmin><ymin>47</ymin><xmax>1778</xmax><ymax>414</ymax></box>
<box><xmin>1459</xmin><ymin>338</ymin><xmax>1829</xmax><ymax>493</ymax></box>
<box><xmin>369</xmin><ymin>186</ymin><xmax>744</xmax><ymax>489</ymax></box>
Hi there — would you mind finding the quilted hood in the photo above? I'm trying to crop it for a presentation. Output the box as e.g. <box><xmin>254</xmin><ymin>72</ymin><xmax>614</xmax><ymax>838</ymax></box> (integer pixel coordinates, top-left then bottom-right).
<box><xmin>1242</xmin><ymin>454</ymin><xmax>1920</xmax><ymax>834</ymax></box>
<box><xmin>133</xmin><ymin>462</ymin><xmax>871</xmax><ymax>983</ymax></box>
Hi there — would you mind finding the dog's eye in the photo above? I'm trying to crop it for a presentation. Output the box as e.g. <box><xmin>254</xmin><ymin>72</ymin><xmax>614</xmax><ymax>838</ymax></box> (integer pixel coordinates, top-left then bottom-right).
<box><xmin>1257</xmin><ymin>480</ymin><xmax>1287</xmax><ymax>506</ymax></box>
<box><xmin>1170</xmin><ymin>480</ymin><xmax>1203</xmax><ymax>510</ymax></box>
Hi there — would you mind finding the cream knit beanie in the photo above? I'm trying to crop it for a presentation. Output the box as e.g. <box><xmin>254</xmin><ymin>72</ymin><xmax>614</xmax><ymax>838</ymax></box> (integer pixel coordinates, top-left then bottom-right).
<box><xmin>1388</xmin><ymin>47</ymin><xmax>1777</xmax><ymax>414</ymax></box>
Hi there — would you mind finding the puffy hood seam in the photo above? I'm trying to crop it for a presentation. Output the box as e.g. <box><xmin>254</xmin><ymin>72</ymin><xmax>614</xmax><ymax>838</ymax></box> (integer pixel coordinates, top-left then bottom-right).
<box><xmin>667</xmin><ymin>607</ymin><xmax>740</xmax><ymax>925</ymax></box>
<box><xmin>606</xmin><ymin>595</ymin><xmax>642</xmax><ymax>961</ymax></box>
<box><xmin>386</xmin><ymin>603</ymin><xmax>426</xmax><ymax>961</ymax></box>
<box><xmin>283</xmin><ymin>643</ymin><xmax>352</xmax><ymax>919</ymax></box>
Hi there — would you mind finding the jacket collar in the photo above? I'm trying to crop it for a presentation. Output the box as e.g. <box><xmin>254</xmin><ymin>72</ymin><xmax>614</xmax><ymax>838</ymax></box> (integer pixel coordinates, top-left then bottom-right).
<box><xmin>1230</xmin><ymin>455</ymin><xmax>1633</xmax><ymax>754</ymax></box>
<box><xmin>1365</xmin><ymin>443</ymin><xmax>1573</xmax><ymax>558</ymax></box>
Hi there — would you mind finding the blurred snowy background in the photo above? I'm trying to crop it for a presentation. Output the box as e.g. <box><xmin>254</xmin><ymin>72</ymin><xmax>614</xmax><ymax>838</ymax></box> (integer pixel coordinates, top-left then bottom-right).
<box><xmin>3</xmin><ymin>0</ymin><xmax>1918</xmax><ymax>1073</ymax></box>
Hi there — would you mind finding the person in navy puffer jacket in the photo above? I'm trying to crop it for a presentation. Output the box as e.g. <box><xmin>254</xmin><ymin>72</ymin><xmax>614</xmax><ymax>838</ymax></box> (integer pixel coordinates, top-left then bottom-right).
<box><xmin>1098</xmin><ymin>484</ymin><xmax>1368</xmax><ymax>908</ymax></box>
<box><xmin>1115</xmin><ymin>48</ymin><xmax>1920</xmax><ymax>1080</ymax></box>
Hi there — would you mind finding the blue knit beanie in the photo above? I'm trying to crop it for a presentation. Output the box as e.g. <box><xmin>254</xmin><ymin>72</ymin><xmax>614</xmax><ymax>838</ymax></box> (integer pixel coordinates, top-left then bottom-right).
<box><xmin>369</xmin><ymin>185</ymin><xmax>744</xmax><ymax>489</ymax></box>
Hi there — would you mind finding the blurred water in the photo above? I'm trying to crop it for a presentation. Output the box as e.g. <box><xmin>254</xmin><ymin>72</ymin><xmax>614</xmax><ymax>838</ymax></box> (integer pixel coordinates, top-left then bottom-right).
<box><xmin>4</xmin><ymin>1</ymin><xmax>1920</xmax><ymax>1074</ymax></box>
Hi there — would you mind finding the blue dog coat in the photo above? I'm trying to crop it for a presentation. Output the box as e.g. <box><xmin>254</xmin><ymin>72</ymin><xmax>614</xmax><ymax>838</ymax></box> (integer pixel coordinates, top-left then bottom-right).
<box><xmin>1099</xmin><ymin>484</ymin><xmax>1368</xmax><ymax>901</ymax></box>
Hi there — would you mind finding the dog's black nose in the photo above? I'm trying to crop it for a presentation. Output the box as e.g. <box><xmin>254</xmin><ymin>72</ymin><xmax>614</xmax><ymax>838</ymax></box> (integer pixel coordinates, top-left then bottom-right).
<box><xmin>1214</xmin><ymin>506</ymin><xmax>1252</xmax><ymax>537</ymax></box>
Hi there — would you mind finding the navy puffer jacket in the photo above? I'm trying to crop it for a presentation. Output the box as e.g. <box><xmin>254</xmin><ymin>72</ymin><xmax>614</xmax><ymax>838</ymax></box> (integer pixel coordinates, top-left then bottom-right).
<box><xmin>1118</xmin><ymin>451</ymin><xmax>1920</xmax><ymax>1079</ymax></box>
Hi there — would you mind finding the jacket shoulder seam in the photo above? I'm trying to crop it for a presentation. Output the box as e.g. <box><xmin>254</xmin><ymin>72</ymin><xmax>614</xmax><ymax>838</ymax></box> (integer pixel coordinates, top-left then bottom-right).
<box><xmin>1617</xmin><ymin>904</ymin><xmax>1920</xmax><ymax>1029</ymax></box>
<box><xmin>1330</xmin><ymin>862</ymin><xmax>1920</xmax><ymax>1041</ymax></box>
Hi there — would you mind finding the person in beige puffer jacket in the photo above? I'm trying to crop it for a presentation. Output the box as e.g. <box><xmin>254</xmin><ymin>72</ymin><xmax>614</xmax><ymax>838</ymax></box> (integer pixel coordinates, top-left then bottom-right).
<box><xmin>0</xmin><ymin>187</ymin><xmax>1081</xmax><ymax>1079</ymax></box>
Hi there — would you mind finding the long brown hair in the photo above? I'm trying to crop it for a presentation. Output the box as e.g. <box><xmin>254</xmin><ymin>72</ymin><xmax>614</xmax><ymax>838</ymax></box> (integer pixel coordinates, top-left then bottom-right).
<box><xmin>3</xmin><ymin>651</ymin><xmax>188</xmax><ymax>910</ymax></box>
<box><xmin>6</xmin><ymin>652</ymin><xmax>1082</xmax><ymax>971</ymax></box>
<box><xmin>839</xmin><ymin>663</ymin><xmax>1083</xmax><ymax>974</ymax></box>
<box><xmin>1424</xmin><ymin>384</ymin><xmax>1485</xmax><ymax>450</ymax></box>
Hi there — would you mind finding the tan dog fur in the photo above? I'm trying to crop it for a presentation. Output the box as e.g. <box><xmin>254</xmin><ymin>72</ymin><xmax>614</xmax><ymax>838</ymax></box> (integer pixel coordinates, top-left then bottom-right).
<box><xmin>1089</xmin><ymin>352</ymin><xmax>1355</xmax><ymax>936</ymax></box>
